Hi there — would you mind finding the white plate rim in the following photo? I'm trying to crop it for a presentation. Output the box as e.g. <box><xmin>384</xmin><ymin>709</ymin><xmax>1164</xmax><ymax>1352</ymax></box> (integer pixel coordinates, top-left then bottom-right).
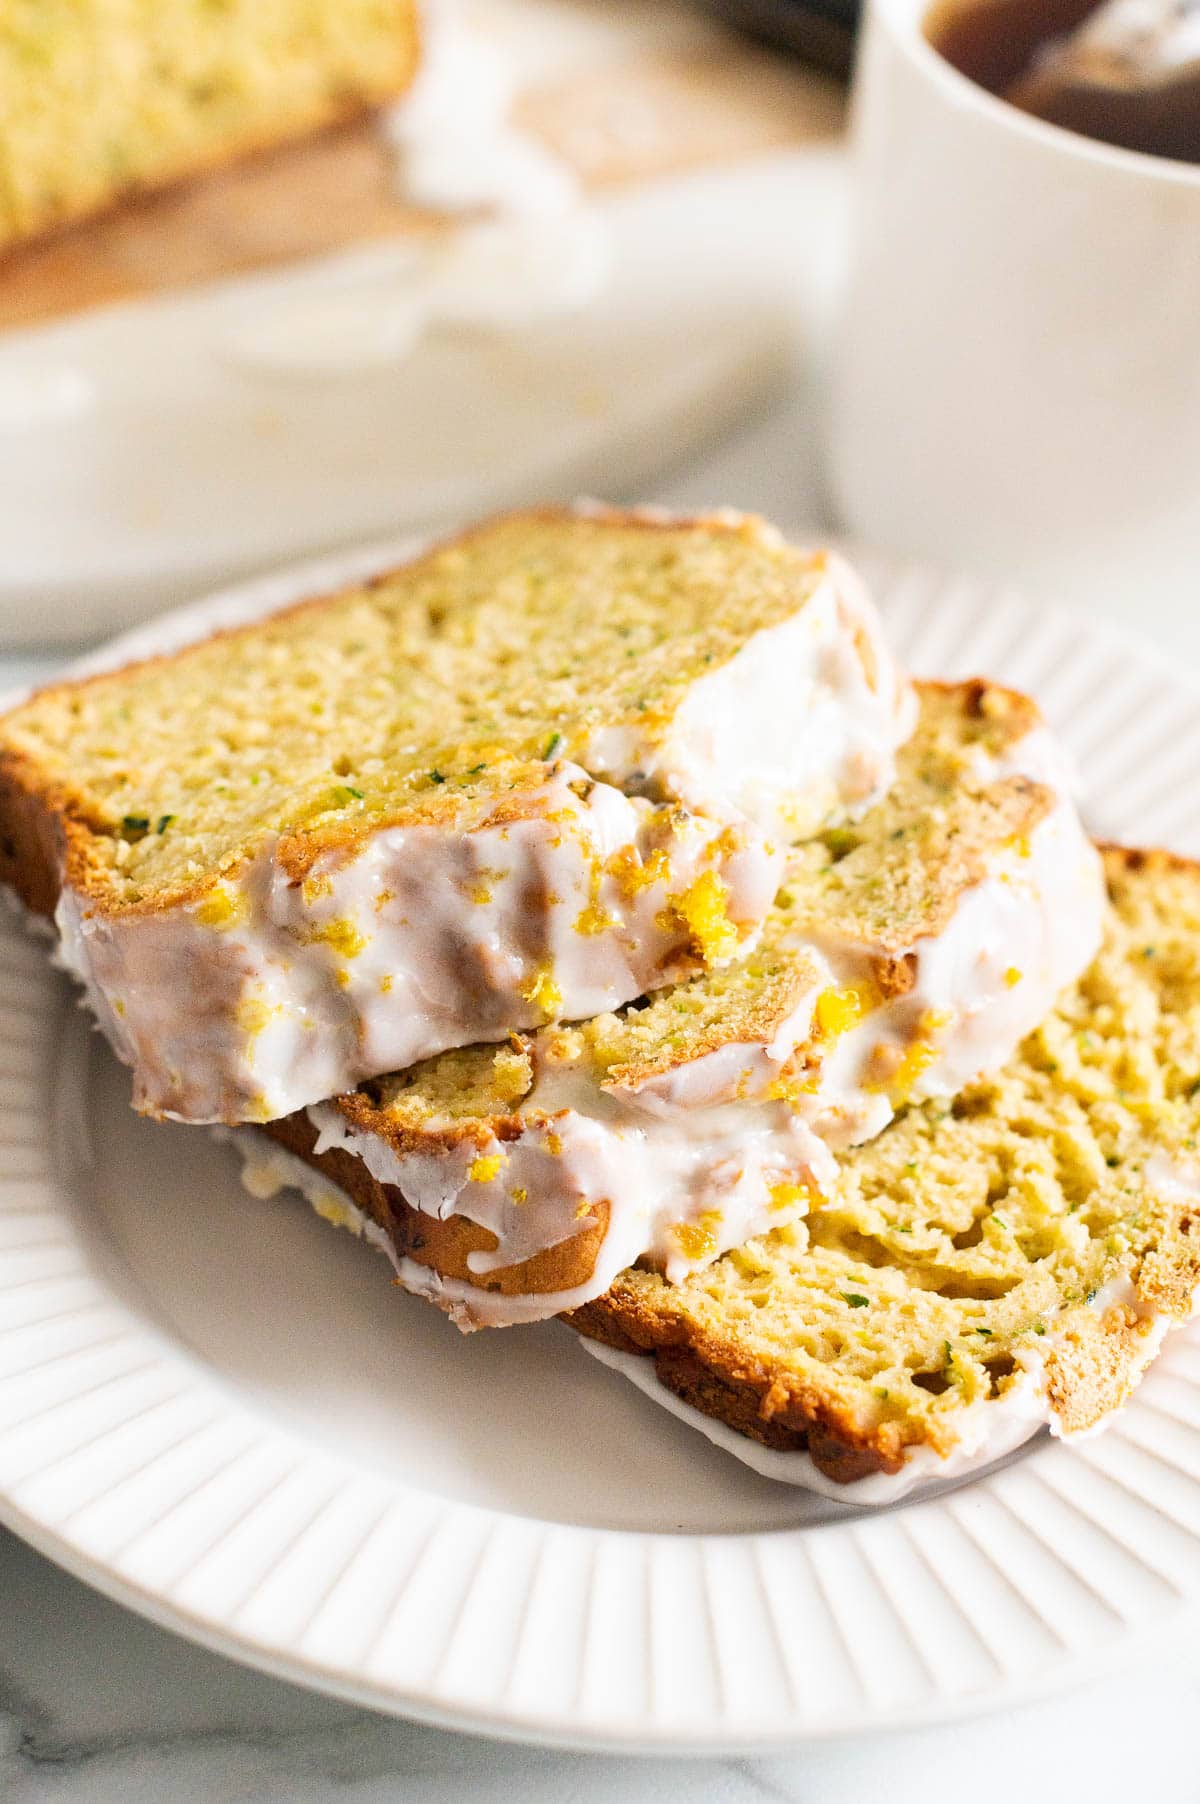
<box><xmin>3</xmin><ymin>536</ymin><xmax>1200</xmax><ymax>1752</ymax></box>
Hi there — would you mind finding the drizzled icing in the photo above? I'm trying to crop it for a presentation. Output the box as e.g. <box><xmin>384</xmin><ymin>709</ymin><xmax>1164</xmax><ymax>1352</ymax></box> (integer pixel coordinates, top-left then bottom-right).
<box><xmin>302</xmin><ymin>719</ymin><xmax>1105</xmax><ymax>1328</ymax></box>
<box><xmin>309</xmin><ymin>1083</ymin><xmax>837</xmax><ymax>1322</ymax></box>
<box><xmin>59</xmin><ymin>768</ymin><xmax>779</xmax><ymax>1125</ymax></box>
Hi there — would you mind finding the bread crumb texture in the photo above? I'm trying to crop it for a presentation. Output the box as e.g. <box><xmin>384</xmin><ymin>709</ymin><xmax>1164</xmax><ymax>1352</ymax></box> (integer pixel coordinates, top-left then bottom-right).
<box><xmin>572</xmin><ymin>850</ymin><xmax>1200</xmax><ymax>1471</ymax></box>
<box><xmin>0</xmin><ymin>510</ymin><xmax>825</xmax><ymax>910</ymax></box>
<box><xmin>0</xmin><ymin>0</ymin><xmax>419</xmax><ymax>247</ymax></box>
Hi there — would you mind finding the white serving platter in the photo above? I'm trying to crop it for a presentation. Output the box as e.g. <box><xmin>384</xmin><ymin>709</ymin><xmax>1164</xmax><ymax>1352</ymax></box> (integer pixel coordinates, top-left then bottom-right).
<box><xmin>2</xmin><ymin>541</ymin><xmax>1200</xmax><ymax>1750</ymax></box>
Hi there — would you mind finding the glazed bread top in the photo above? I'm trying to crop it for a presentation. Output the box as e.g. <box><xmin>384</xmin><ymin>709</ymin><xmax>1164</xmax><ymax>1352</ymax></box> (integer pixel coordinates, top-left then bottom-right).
<box><xmin>0</xmin><ymin>0</ymin><xmax>419</xmax><ymax>248</ymax></box>
<box><xmin>300</xmin><ymin>681</ymin><xmax>1105</xmax><ymax>1326</ymax></box>
<box><xmin>573</xmin><ymin>848</ymin><xmax>1200</xmax><ymax>1489</ymax></box>
<box><xmin>0</xmin><ymin>510</ymin><xmax>913</xmax><ymax>1122</ymax></box>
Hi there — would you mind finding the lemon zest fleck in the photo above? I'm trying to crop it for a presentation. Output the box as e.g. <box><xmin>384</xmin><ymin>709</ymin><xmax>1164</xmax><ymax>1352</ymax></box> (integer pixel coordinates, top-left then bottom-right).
<box><xmin>673</xmin><ymin>1211</ymin><xmax>723</xmax><ymax>1262</ymax></box>
<box><xmin>665</xmin><ymin>871</ymin><xmax>740</xmax><ymax>964</ymax></box>
<box><xmin>815</xmin><ymin>984</ymin><xmax>869</xmax><ymax>1040</ymax></box>
<box><xmin>194</xmin><ymin>885</ymin><xmax>242</xmax><ymax>929</ymax></box>
<box><xmin>768</xmin><ymin>1180</ymin><xmax>812</xmax><ymax>1215</ymax></box>
<box><xmin>523</xmin><ymin>964</ymin><xmax>563</xmax><ymax>1018</ymax></box>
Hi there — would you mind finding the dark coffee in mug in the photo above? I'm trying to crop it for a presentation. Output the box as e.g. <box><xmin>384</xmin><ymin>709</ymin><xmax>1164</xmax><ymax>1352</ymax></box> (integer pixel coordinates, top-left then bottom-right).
<box><xmin>924</xmin><ymin>0</ymin><xmax>1200</xmax><ymax>163</ymax></box>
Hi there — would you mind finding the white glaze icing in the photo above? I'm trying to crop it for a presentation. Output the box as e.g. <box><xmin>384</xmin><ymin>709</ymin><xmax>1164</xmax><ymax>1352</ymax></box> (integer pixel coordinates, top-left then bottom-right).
<box><xmin>1144</xmin><ymin>1151</ymin><xmax>1200</xmax><ymax>1225</ymax></box>
<box><xmin>228</xmin><ymin>1130</ymin><xmax>601</xmax><ymax>1329</ymax></box>
<box><xmin>588</xmin><ymin>552</ymin><xmax>913</xmax><ymax>840</ymax></box>
<box><xmin>58</xmin><ymin>769</ymin><xmax>779</xmax><ymax>1125</ymax></box>
<box><xmin>310</xmin><ymin>1083</ymin><xmax>837</xmax><ymax>1314</ymax></box>
<box><xmin>585</xmin><ymin>550</ymin><xmax>918</xmax><ymax>844</ymax></box>
<box><xmin>54</xmin><ymin>541</ymin><xmax>912</xmax><ymax>1125</ymax></box>
<box><xmin>298</xmin><ymin>717</ymin><xmax>1104</xmax><ymax>1327</ymax></box>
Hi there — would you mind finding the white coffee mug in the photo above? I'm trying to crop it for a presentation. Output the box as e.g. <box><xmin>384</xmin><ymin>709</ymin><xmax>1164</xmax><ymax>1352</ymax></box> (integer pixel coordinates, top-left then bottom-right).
<box><xmin>828</xmin><ymin>0</ymin><xmax>1200</xmax><ymax>622</ymax></box>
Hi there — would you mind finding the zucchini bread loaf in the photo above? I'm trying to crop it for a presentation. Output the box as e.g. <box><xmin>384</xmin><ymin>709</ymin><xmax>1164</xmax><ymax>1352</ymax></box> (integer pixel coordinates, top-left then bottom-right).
<box><xmin>0</xmin><ymin>508</ymin><xmax>913</xmax><ymax>1122</ymax></box>
<box><xmin>0</xmin><ymin>0</ymin><xmax>420</xmax><ymax>252</ymax></box>
<box><xmin>259</xmin><ymin>680</ymin><xmax>1104</xmax><ymax>1326</ymax></box>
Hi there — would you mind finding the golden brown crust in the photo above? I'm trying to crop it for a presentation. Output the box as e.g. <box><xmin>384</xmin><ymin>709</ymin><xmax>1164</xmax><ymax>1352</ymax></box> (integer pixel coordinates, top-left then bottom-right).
<box><xmin>966</xmin><ymin>674</ymin><xmax>1043</xmax><ymax>742</ymax></box>
<box><xmin>868</xmin><ymin>950</ymin><xmax>918</xmax><ymax>1001</ymax></box>
<box><xmin>1099</xmin><ymin>841</ymin><xmax>1199</xmax><ymax>881</ymax></box>
<box><xmin>568</xmin><ymin>1286</ymin><xmax>909</xmax><ymax>1476</ymax></box>
<box><xmin>918</xmin><ymin>675</ymin><xmax>1043</xmax><ymax>752</ymax></box>
<box><xmin>568</xmin><ymin>1301</ymin><xmax>886</xmax><ymax>1477</ymax></box>
<box><xmin>264</xmin><ymin>1112</ymin><xmax>613</xmax><ymax>1299</ymax></box>
<box><xmin>0</xmin><ymin>750</ymin><xmax>72</xmax><ymax>917</ymax></box>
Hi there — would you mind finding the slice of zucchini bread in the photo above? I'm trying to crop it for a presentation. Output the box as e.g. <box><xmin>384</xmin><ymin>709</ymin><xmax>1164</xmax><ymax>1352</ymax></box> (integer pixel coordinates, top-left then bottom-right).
<box><xmin>0</xmin><ymin>508</ymin><xmax>912</xmax><ymax>1123</ymax></box>
<box><xmin>0</xmin><ymin>0</ymin><xmax>420</xmax><ymax>252</ymax></box>
<box><xmin>568</xmin><ymin>848</ymin><xmax>1200</xmax><ymax>1498</ymax></box>
<box><xmin>254</xmin><ymin>680</ymin><xmax>1104</xmax><ymax>1327</ymax></box>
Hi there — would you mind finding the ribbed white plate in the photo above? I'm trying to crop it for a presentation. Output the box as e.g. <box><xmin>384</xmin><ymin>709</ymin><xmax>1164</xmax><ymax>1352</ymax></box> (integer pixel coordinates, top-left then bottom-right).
<box><xmin>2</xmin><ymin>541</ymin><xmax>1200</xmax><ymax>1752</ymax></box>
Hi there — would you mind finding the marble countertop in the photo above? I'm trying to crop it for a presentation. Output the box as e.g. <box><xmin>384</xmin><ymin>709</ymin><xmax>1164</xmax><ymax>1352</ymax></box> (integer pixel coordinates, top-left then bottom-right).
<box><xmin>4</xmin><ymin>1518</ymin><xmax>1200</xmax><ymax>1803</ymax></box>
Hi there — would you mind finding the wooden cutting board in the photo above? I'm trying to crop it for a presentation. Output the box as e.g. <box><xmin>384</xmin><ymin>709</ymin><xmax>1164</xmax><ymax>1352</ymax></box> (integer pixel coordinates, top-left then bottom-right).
<box><xmin>0</xmin><ymin>29</ymin><xmax>843</xmax><ymax>331</ymax></box>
